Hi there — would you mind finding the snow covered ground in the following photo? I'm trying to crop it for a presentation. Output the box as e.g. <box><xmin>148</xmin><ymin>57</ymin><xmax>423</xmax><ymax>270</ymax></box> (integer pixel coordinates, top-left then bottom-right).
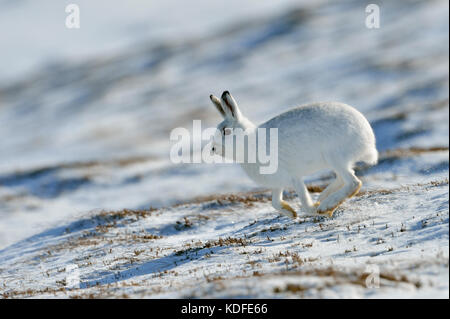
<box><xmin>0</xmin><ymin>0</ymin><xmax>448</xmax><ymax>298</ymax></box>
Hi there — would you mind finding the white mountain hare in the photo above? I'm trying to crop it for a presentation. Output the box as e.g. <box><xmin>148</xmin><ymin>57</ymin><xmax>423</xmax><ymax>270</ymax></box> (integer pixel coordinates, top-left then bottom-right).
<box><xmin>210</xmin><ymin>91</ymin><xmax>378</xmax><ymax>218</ymax></box>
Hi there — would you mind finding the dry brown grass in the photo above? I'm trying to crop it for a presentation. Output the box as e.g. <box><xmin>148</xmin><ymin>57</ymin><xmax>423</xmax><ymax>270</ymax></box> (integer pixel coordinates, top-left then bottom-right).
<box><xmin>270</xmin><ymin>266</ymin><xmax>423</xmax><ymax>296</ymax></box>
<box><xmin>382</xmin><ymin>146</ymin><xmax>448</xmax><ymax>159</ymax></box>
<box><xmin>174</xmin><ymin>236</ymin><xmax>251</xmax><ymax>256</ymax></box>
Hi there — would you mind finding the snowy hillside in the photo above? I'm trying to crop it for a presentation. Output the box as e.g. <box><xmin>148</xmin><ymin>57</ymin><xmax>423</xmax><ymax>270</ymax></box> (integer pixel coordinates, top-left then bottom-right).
<box><xmin>0</xmin><ymin>0</ymin><xmax>448</xmax><ymax>298</ymax></box>
<box><xmin>0</xmin><ymin>174</ymin><xmax>448</xmax><ymax>298</ymax></box>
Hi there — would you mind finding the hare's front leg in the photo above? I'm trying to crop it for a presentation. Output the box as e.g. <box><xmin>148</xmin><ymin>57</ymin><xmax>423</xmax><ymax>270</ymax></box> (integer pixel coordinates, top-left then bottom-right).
<box><xmin>292</xmin><ymin>178</ymin><xmax>317</xmax><ymax>215</ymax></box>
<box><xmin>272</xmin><ymin>189</ymin><xmax>297</xmax><ymax>218</ymax></box>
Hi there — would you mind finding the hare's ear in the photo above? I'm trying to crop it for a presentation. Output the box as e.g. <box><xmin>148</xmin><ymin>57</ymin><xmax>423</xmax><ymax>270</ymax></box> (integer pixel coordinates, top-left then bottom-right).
<box><xmin>210</xmin><ymin>94</ymin><xmax>226</xmax><ymax>118</ymax></box>
<box><xmin>221</xmin><ymin>91</ymin><xmax>242</xmax><ymax>120</ymax></box>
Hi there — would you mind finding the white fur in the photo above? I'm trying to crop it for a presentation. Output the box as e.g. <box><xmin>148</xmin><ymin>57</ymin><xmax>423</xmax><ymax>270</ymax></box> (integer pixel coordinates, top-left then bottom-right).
<box><xmin>210</xmin><ymin>91</ymin><xmax>378</xmax><ymax>218</ymax></box>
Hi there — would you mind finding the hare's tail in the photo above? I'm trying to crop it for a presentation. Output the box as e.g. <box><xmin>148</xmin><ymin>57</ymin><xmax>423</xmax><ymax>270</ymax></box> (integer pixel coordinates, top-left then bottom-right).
<box><xmin>359</xmin><ymin>147</ymin><xmax>378</xmax><ymax>166</ymax></box>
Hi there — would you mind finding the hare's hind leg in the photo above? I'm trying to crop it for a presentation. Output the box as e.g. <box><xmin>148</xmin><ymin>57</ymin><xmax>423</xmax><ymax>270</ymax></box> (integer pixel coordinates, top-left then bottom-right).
<box><xmin>292</xmin><ymin>178</ymin><xmax>316</xmax><ymax>215</ymax></box>
<box><xmin>316</xmin><ymin>168</ymin><xmax>361</xmax><ymax>217</ymax></box>
<box><xmin>317</xmin><ymin>176</ymin><xmax>344</xmax><ymax>204</ymax></box>
<box><xmin>272</xmin><ymin>189</ymin><xmax>297</xmax><ymax>218</ymax></box>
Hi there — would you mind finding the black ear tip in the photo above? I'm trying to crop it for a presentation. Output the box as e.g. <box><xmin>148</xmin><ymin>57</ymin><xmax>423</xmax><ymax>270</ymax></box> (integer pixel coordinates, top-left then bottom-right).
<box><xmin>209</xmin><ymin>94</ymin><xmax>214</xmax><ymax>99</ymax></box>
<box><xmin>222</xmin><ymin>90</ymin><xmax>230</xmax><ymax>98</ymax></box>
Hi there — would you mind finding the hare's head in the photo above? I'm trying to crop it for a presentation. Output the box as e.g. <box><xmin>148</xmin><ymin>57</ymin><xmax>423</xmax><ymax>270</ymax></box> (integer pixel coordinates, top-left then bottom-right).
<box><xmin>209</xmin><ymin>91</ymin><xmax>254</xmax><ymax>158</ymax></box>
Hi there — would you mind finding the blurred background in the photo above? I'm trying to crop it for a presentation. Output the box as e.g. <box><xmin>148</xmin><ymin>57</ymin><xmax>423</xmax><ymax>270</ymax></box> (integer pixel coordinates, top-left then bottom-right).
<box><xmin>0</xmin><ymin>0</ymin><xmax>448</xmax><ymax>248</ymax></box>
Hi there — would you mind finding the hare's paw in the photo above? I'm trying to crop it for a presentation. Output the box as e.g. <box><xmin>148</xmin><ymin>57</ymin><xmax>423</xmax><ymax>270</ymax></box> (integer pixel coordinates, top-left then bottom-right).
<box><xmin>280</xmin><ymin>201</ymin><xmax>298</xmax><ymax>219</ymax></box>
<box><xmin>316</xmin><ymin>201</ymin><xmax>339</xmax><ymax>217</ymax></box>
<box><xmin>316</xmin><ymin>207</ymin><xmax>336</xmax><ymax>217</ymax></box>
